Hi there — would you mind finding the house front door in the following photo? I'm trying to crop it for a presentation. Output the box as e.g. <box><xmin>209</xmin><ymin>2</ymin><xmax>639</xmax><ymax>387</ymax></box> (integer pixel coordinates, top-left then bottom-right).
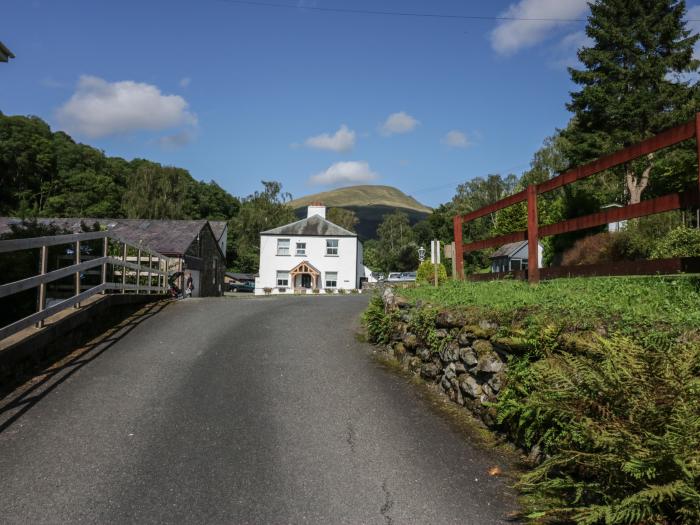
<box><xmin>301</xmin><ymin>274</ymin><xmax>312</xmax><ymax>288</ymax></box>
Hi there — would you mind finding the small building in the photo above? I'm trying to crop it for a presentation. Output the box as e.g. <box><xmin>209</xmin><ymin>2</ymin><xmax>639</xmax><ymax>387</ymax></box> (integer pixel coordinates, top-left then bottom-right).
<box><xmin>255</xmin><ymin>205</ymin><xmax>363</xmax><ymax>294</ymax></box>
<box><xmin>490</xmin><ymin>241</ymin><xmax>543</xmax><ymax>273</ymax></box>
<box><xmin>0</xmin><ymin>217</ymin><xmax>227</xmax><ymax>297</ymax></box>
<box><xmin>602</xmin><ymin>203</ymin><xmax>627</xmax><ymax>232</ymax></box>
<box><xmin>224</xmin><ymin>272</ymin><xmax>256</xmax><ymax>286</ymax></box>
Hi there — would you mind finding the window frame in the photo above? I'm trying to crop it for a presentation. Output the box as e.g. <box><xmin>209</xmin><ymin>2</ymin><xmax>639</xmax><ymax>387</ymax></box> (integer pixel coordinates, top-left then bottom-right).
<box><xmin>277</xmin><ymin>238</ymin><xmax>290</xmax><ymax>256</ymax></box>
<box><xmin>295</xmin><ymin>241</ymin><xmax>306</xmax><ymax>256</ymax></box>
<box><xmin>326</xmin><ymin>239</ymin><xmax>339</xmax><ymax>256</ymax></box>
<box><xmin>324</xmin><ymin>271</ymin><xmax>338</xmax><ymax>289</ymax></box>
<box><xmin>276</xmin><ymin>271</ymin><xmax>289</xmax><ymax>287</ymax></box>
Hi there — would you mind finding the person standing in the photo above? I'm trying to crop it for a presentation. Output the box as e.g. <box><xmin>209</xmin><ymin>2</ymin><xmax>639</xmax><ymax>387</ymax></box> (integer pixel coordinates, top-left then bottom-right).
<box><xmin>185</xmin><ymin>273</ymin><xmax>194</xmax><ymax>298</ymax></box>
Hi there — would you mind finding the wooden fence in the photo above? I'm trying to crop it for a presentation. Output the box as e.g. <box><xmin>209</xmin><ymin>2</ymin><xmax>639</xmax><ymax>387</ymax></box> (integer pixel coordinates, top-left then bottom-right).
<box><xmin>453</xmin><ymin>114</ymin><xmax>700</xmax><ymax>283</ymax></box>
<box><xmin>0</xmin><ymin>231</ymin><xmax>173</xmax><ymax>340</ymax></box>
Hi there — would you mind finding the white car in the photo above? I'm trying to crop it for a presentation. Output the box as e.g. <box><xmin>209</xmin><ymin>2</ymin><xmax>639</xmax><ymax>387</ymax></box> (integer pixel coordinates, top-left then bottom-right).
<box><xmin>387</xmin><ymin>272</ymin><xmax>403</xmax><ymax>282</ymax></box>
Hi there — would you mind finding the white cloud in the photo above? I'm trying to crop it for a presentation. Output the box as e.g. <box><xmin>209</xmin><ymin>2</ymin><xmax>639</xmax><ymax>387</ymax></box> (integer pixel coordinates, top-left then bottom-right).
<box><xmin>179</xmin><ymin>77</ymin><xmax>191</xmax><ymax>88</ymax></box>
<box><xmin>442</xmin><ymin>130</ymin><xmax>471</xmax><ymax>149</ymax></box>
<box><xmin>309</xmin><ymin>161</ymin><xmax>378</xmax><ymax>186</ymax></box>
<box><xmin>380</xmin><ymin>111</ymin><xmax>419</xmax><ymax>136</ymax></box>
<box><xmin>490</xmin><ymin>0</ymin><xmax>589</xmax><ymax>55</ymax></box>
<box><xmin>304</xmin><ymin>124</ymin><xmax>356</xmax><ymax>152</ymax></box>
<box><xmin>56</xmin><ymin>75</ymin><xmax>197</xmax><ymax>138</ymax></box>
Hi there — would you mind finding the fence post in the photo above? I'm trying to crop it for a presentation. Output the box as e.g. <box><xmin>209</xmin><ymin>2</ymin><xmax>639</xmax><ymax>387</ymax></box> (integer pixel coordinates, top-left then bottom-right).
<box><xmin>101</xmin><ymin>236</ymin><xmax>108</xmax><ymax>293</ymax></box>
<box><xmin>453</xmin><ymin>216</ymin><xmax>464</xmax><ymax>280</ymax></box>
<box><xmin>136</xmin><ymin>249</ymin><xmax>141</xmax><ymax>294</ymax></box>
<box><xmin>148</xmin><ymin>254</ymin><xmax>152</xmax><ymax>294</ymax></box>
<box><xmin>36</xmin><ymin>245</ymin><xmax>48</xmax><ymax>328</ymax></box>
<box><xmin>74</xmin><ymin>240</ymin><xmax>81</xmax><ymax>308</ymax></box>
<box><xmin>527</xmin><ymin>184</ymin><xmax>540</xmax><ymax>284</ymax></box>
<box><xmin>122</xmin><ymin>243</ymin><xmax>127</xmax><ymax>292</ymax></box>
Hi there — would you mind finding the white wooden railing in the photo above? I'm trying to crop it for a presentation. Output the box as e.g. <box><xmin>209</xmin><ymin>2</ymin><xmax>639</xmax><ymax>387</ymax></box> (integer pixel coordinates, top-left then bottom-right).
<box><xmin>0</xmin><ymin>232</ymin><xmax>173</xmax><ymax>341</ymax></box>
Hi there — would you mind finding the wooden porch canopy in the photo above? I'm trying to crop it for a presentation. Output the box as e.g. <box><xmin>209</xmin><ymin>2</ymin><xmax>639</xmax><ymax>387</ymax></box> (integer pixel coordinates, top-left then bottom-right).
<box><xmin>289</xmin><ymin>260</ymin><xmax>320</xmax><ymax>288</ymax></box>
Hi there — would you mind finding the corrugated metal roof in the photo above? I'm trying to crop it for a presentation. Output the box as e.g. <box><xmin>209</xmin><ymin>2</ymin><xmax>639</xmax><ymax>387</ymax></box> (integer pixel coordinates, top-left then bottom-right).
<box><xmin>261</xmin><ymin>214</ymin><xmax>356</xmax><ymax>237</ymax></box>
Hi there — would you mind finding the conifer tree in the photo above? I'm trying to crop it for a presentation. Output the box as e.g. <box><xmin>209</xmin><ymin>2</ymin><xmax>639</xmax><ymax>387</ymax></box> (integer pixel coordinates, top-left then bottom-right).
<box><xmin>562</xmin><ymin>0</ymin><xmax>699</xmax><ymax>204</ymax></box>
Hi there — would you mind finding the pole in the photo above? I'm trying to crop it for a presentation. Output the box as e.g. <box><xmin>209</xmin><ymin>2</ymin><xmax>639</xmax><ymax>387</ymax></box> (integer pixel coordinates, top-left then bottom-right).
<box><xmin>527</xmin><ymin>184</ymin><xmax>540</xmax><ymax>284</ymax></box>
<box><xmin>122</xmin><ymin>242</ymin><xmax>127</xmax><ymax>292</ymax></box>
<box><xmin>450</xmin><ymin>242</ymin><xmax>457</xmax><ymax>279</ymax></box>
<box><xmin>452</xmin><ymin>216</ymin><xmax>464</xmax><ymax>280</ymax></box>
<box><xmin>148</xmin><ymin>254</ymin><xmax>152</xmax><ymax>294</ymax></box>
<box><xmin>136</xmin><ymin>249</ymin><xmax>141</xmax><ymax>294</ymax></box>
<box><xmin>74</xmin><ymin>240</ymin><xmax>81</xmax><ymax>308</ymax></box>
<box><xmin>36</xmin><ymin>245</ymin><xmax>48</xmax><ymax>328</ymax></box>
<box><xmin>101</xmin><ymin>236</ymin><xmax>108</xmax><ymax>294</ymax></box>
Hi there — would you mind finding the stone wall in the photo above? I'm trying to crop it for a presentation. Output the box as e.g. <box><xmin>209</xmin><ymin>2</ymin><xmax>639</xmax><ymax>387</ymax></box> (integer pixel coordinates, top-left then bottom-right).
<box><xmin>379</xmin><ymin>288</ymin><xmax>520</xmax><ymax>428</ymax></box>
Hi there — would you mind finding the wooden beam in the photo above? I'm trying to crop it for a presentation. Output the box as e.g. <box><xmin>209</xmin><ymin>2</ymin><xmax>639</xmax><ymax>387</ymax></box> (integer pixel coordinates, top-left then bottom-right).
<box><xmin>539</xmin><ymin>189</ymin><xmax>699</xmax><ymax>237</ymax></box>
<box><xmin>453</xmin><ymin>216</ymin><xmax>464</xmax><ymax>280</ymax></box>
<box><xmin>537</xmin><ymin>119</ymin><xmax>696</xmax><ymax>195</ymax></box>
<box><xmin>460</xmin><ymin>189</ymin><xmax>527</xmax><ymax>223</ymax></box>
<box><xmin>527</xmin><ymin>184</ymin><xmax>539</xmax><ymax>284</ymax></box>
<box><xmin>462</xmin><ymin>230</ymin><xmax>527</xmax><ymax>253</ymax></box>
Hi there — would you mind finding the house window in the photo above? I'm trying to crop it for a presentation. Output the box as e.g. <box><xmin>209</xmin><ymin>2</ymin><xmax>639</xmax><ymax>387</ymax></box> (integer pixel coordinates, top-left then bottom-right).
<box><xmin>296</xmin><ymin>242</ymin><xmax>306</xmax><ymax>256</ymax></box>
<box><xmin>510</xmin><ymin>259</ymin><xmax>522</xmax><ymax>271</ymax></box>
<box><xmin>326</xmin><ymin>239</ymin><xmax>338</xmax><ymax>256</ymax></box>
<box><xmin>276</xmin><ymin>271</ymin><xmax>289</xmax><ymax>287</ymax></box>
<box><xmin>277</xmin><ymin>239</ymin><xmax>290</xmax><ymax>256</ymax></box>
<box><xmin>325</xmin><ymin>272</ymin><xmax>338</xmax><ymax>288</ymax></box>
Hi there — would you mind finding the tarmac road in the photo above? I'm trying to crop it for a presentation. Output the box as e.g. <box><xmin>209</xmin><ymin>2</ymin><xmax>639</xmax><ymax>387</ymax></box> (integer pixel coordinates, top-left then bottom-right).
<box><xmin>0</xmin><ymin>295</ymin><xmax>518</xmax><ymax>524</ymax></box>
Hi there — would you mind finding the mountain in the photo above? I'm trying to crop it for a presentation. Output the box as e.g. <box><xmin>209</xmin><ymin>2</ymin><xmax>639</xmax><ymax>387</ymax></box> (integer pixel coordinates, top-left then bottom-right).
<box><xmin>288</xmin><ymin>185</ymin><xmax>431</xmax><ymax>240</ymax></box>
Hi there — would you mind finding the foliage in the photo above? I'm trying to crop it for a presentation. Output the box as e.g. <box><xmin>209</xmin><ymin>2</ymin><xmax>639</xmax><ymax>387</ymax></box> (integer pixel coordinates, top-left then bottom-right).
<box><xmin>228</xmin><ymin>181</ymin><xmax>296</xmax><ymax>273</ymax></box>
<box><xmin>326</xmin><ymin>207</ymin><xmax>359</xmax><ymax>232</ymax></box>
<box><xmin>651</xmin><ymin>225</ymin><xmax>700</xmax><ymax>259</ymax></box>
<box><xmin>561</xmin><ymin>0</ymin><xmax>700</xmax><ymax>205</ymax></box>
<box><xmin>385</xmin><ymin>276</ymin><xmax>700</xmax><ymax>523</ymax></box>
<box><xmin>362</xmin><ymin>239</ymin><xmax>383</xmax><ymax>272</ymax></box>
<box><xmin>375</xmin><ymin>210</ymin><xmax>418</xmax><ymax>273</ymax></box>
<box><xmin>362</xmin><ymin>295</ymin><xmax>394</xmax><ymax>344</ymax></box>
<box><xmin>498</xmin><ymin>336</ymin><xmax>700</xmax><ymax>524</ymax></box>
<box><xmin>416</xmin><ymin>261</ymin><xmax>448</xmax><ymax>285</ymax></box>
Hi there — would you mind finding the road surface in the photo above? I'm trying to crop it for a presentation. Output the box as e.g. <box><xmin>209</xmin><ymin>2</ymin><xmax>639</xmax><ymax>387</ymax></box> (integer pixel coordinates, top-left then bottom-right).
<box><xmin>0</xmin><ymin>295</ymin><xmax>518</xmax><ymax>524</ymax></box>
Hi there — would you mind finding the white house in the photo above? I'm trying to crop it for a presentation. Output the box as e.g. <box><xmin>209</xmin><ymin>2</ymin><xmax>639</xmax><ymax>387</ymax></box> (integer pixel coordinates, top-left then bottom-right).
<box><xmin>254</xmin><ymin>205</ymin><xmax>364</xmax><ymax>294</ymax></box>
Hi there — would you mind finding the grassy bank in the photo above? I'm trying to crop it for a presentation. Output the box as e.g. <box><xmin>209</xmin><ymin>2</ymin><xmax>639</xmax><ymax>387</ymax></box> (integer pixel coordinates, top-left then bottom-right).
<box><xmin>367</xmin><ymin>277</ymin><xmax>700</xmax><ymax>524</ymax></box>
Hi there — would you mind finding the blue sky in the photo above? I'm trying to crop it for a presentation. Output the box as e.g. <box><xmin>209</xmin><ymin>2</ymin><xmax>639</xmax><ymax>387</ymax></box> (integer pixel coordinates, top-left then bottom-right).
<box><xmin>2</xmin><ymin>0</ymin><xmax>699</xmax><ymax>207</ymax></box>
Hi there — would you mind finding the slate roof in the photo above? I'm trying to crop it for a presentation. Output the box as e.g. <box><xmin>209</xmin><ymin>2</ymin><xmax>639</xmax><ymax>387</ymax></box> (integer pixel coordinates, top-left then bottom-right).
<box><xmin>0</xmin><ymin>217</ymin><xmax>220</xmax><ymax>257</ymax></box>
<box><xmin>489</xmin><ymin>241</ymin><xmax>528</xmax><ymax>259</ymax></box>
<box><xmin>209</xmin><ymin>221</ymin><xmax>227</xmax><ymax>243</ymax></box>
<box><xmin>260</xmin><ymin>214</ymin><xmax>356</xmax><ymax>237</ymax></box>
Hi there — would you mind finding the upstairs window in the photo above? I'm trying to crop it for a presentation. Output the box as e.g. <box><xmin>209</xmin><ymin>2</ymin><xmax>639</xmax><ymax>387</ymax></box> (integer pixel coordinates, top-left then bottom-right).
<box><xmin>277</xmin><ymin>238</ymin><xmax>290</xmax><ymax>256</ymax></box>
<box><xmin>326</xmin><ymin>239</ymin><xmax>338</xmax><ymax>256</ymax></box>
<box><xmin>296</xmin><ymin>242</ymin><xmax>306</xmax><ymax>256</ymax></box>
<box><xmin>325</xmin><ymin>272</ymin><xmax>338</xmax><ymax>288</ymax></box>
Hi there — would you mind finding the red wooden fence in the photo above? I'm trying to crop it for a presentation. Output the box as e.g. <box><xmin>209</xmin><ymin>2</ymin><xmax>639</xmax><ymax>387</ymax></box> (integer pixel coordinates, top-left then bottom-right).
<box><xmin>453</xmin><ymin>113</ymin><xmax>700</xmax><ymax>283</ymax></box>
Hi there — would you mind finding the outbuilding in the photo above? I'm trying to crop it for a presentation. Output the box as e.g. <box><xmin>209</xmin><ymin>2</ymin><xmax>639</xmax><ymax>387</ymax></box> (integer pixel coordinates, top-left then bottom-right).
<box><xmin>490</xmin><ymin>240</ymin><xmax>543</xmax><ymax>273</ymax></box>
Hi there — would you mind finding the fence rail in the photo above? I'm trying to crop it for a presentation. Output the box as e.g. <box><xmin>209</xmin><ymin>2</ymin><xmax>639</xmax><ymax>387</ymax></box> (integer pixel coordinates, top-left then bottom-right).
<box><xmin>0</xmin><ymin>231</ymin><xmax>173</xmax><ymax>341</ymax></box>
<box><xmin>453</xmin><ymin>113</ymin><xmax>700</xmax><ymax>282</ymax></box>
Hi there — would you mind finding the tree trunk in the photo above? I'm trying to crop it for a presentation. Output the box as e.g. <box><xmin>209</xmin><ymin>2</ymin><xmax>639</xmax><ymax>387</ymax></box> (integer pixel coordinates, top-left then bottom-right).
<box><xmin>626</xmin><ymin>162</ymin><xmax>652</xmax><ymax>205</ymax></box>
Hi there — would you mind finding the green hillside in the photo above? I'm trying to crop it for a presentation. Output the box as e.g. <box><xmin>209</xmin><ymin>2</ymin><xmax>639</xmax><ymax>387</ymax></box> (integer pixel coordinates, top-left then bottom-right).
<box><xmin>289</xmin><ymin>185</ymin><xmax>431</xmax><ymax>213</ymax></box>
<box><xmin>289</xmin><ymin>185</ymin><xmax>431</xmax><ymax>240</ymax></box>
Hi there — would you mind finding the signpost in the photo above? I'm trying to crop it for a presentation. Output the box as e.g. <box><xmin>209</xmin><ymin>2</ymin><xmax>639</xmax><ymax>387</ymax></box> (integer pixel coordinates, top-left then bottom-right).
<box><xmin>431</xmin><ymin>240</ymin><xmax>440</xmax><ymax>287</ymax></box>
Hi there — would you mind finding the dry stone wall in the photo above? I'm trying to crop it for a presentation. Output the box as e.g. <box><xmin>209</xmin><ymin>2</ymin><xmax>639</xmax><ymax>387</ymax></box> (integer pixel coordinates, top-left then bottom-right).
<box><xmin>379</xmin><ymin>287</ymin><xmax>523</xmax><ymax>428</ymax></box>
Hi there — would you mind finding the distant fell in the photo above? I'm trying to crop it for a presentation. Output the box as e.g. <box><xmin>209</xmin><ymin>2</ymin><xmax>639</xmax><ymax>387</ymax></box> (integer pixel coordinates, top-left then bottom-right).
<box><xmin>288</xmin><ymin>185</ymin><xmax>431</xmax><ymax>214</ymax></box>
<box><xmin>289</xmin><ymin>185</ymin><xmax>431</xmax><ymax>240</ymax></box>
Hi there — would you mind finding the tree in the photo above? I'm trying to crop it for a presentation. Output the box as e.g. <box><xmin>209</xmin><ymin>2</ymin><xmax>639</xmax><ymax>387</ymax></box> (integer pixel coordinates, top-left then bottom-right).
<box><xmin>327</xmin><ymin>207</ymin><xmax>359</xmax><ymax>232</ymax></box>
<box><xmin>376</xmin><ymin>211</ymin><xmax>417</xmax><ymax>272</ymax></box>
<box><xmin>561</xmin><ymin>0</ymin><xmax>699</xmax><ymax>205</ymax></box>
<box><xmin>228</xmin><ymin>181</ymin><xmax>296</xmax><ymax>272</ymax></box>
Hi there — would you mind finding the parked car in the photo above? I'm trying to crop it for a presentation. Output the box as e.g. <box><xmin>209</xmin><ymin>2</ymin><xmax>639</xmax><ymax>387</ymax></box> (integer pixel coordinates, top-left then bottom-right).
<box><xmin>229</xmin><ymin>281</ymin><xmax>254</xmax><ymax>293</ymax></box>
<box><xmin>400</xmin><ymin>272</ymin><xmax>417</xmax><ymax>281</ymax></box>
<box><xmin>386</xmin><ymin>272</ymin><xmax>403</xmax><ymax>282</ymax></box>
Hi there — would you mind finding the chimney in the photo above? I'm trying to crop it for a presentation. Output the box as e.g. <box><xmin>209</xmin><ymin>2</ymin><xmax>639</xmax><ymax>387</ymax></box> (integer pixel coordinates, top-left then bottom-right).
<box><xmin>307</xmin><ymin>202</ymin><xmax>326</xmax><ymax>219</ymax></box>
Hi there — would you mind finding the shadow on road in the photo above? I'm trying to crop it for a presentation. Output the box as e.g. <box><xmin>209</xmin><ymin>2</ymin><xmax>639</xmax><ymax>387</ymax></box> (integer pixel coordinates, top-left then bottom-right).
<box><xmin>0</xmin><ymin>300</ymin><xmax>171</xmax><ymax>434</ymax></box>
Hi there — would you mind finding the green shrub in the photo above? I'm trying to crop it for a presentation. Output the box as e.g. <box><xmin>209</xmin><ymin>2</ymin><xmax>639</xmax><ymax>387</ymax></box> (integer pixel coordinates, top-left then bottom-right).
<box><xmin>651</xmin><ymin>226</ymin><xmax>700</xmax><ymax>259</ymax></box>
<box><xmin>362</xmin><ymin>295</ymin><xmax>394</xmax><ymax>344</ymax></box>
<box><xmin>416</xmin><ymin>261</ymin><xmax>448</xmax><ymax>285</ymax></box>
<box><xmin>497</xmin><ymin>336</ymin><xmax>700</xmax><ymax>524</ymax></box>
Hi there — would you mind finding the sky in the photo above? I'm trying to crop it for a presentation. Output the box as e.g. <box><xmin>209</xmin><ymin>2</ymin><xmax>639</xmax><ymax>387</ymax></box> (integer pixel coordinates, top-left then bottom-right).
<box><xmin>2</xmin><ymin>0</ymin><xmax>700</xmax><ymax>207</ymax></box>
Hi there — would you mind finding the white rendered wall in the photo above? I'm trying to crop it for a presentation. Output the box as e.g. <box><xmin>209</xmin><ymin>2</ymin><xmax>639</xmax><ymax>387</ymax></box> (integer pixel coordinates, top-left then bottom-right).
<box><xmin>255</xmin><ymin>235</ymin><xmax>361</xmax><ymax>294</ymax></box>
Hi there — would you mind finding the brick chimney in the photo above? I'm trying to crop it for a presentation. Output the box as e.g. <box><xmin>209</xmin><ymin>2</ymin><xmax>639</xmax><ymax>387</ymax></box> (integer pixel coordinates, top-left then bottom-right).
<box><xmin>307</xmin><ymin>202</ymin><xmax>326</xmax><ymax>219</ymax></box>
